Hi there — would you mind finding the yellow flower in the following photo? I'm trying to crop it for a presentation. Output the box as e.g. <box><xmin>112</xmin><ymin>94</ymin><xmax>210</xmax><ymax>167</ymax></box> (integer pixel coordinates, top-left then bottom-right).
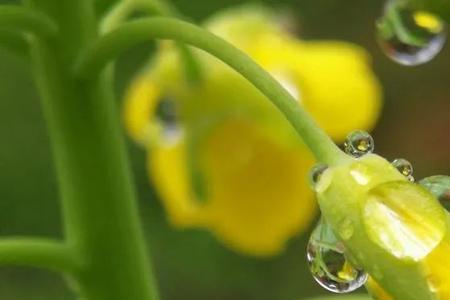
<box><xmin>367</xmin><ymin>234</ymin><xmax>450</xmax><ymax>300</ymax></box>
<box><xmin>124</xmin><ymin>6</ymin><xmax>382</xmax><ymax>256</ymax></box>
<box><xmin>316</xmin><ymin>154</ymin><xmax>450</xmax><ymax>299</ymax></box>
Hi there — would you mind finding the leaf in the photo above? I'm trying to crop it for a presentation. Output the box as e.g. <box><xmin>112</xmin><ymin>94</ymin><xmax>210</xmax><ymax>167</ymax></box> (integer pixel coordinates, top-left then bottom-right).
<box><xmin>419</xmin><ymin>175</ymin><xmax>450</xmax><ymax>210</ymax></box>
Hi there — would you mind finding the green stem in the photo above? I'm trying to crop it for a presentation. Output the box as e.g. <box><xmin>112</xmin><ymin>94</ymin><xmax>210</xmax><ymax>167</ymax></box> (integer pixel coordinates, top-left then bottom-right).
<box><xmin>0</xmin><ymin>5</ymin><xmax>57</xmax><ymax>37</ymax></box>
<box><xmin>100</xmin><ymin>0</ymin><xmax>175</xmax><ymax>33</ymax></box>
<box><xmin>100</xmin><ymin>1</ymin><xmax>137</xmax><ymax>33</ymax></box>
<box><xmin>0</xmin><ymin>238</ymin><xmax>79</xmax><ymax>273</ymax></box>
<box><xmin>100</xmin><ymin>0</ymin><xmax>201</xmax><ymax>83</ymax></box>
<box><xmin>0</xmin><ymin>29</ymin><xmax>29</xmax><ymax>57</ymax></box>
<box><xmin>25</xmin><ymin>1</ymin><xmax>159</xmax><ymax>299</ymax></box>
<box><xmin>75</xmin><ymin>17</ymin><xmax>347</xmax><ymax>164</ymax></box>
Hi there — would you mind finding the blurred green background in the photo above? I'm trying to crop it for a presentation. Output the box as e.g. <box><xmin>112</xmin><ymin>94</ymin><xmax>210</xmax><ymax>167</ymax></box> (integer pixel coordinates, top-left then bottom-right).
<box><xmin>0</xmin><ymin>0</ymin><xmax>449</xmax><ymax>299</ymax></box>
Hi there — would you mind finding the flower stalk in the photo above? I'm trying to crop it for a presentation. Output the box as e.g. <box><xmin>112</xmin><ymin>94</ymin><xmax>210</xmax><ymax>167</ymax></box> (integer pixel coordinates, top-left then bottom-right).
<box><xmin>75</xmin><ymin>17</ymin><xmax>348</xmax><ymax>165</ymax></box>
<box><xmin>25</xmin><ymin>1</ymin><xmax>159</xmax><ymax>299</ymax></box>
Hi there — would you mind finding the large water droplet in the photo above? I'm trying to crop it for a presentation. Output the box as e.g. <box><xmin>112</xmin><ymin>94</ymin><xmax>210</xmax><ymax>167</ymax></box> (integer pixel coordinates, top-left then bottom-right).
<box><xmin>419</xmin><ymin>175</ymin><xmax>450</xmax><ymax>211</ymax></box>
<box><xmin>309</xmin><ymin>164</ymin><xmax>329</xmax><ymax>188</ymax></box>
<box><xmin>307</xmin><ymin>219</ymin><xmax>368</xmax><ymax>293</ymax></box>
<box><xmin>377</xmin><ymin>0</ymin><xmax>447</xmax><ymax>66</ymax></box>
<box><xmin>344</xmin><ymin>130</ymin><xmax>374</xmax><ymax>158</ymax></box>
<box><xmin>392</xmin><ymin>158</ymin><xmax>414</xmax><ymax>181</ymax></box>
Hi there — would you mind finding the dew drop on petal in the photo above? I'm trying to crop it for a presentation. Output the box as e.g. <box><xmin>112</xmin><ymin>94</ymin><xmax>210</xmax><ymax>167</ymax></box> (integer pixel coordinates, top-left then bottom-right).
<box><xmin>376</xmin><ymin>0</ymin><xmax>447</xmax><ymax>66</ymax></box>
<box><xmin>307</xmin><ymin>219</ymin><xmax>368</xmax><ymax>293</ymax></box>
<box><xmin>344</xmin><ymin>130</ymin><xmax>374</xmax><ymax>158</ymax></box>
<box><xmin>392</xmin><ymin>158</ymin><xmax>414</xmax><ymax>181</ymax></box>
<box><xmin>309</xmin><ymin>164</ymin><xmax>329</xmax><ymax>188</ymax></box>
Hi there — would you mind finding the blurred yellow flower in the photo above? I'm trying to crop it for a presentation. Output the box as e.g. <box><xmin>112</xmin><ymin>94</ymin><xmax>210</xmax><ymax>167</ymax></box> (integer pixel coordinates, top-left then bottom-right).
<box><xmin>124</xmin><ymin>6</ymin><xmax>382</xmax><ymax>256</ymax></box>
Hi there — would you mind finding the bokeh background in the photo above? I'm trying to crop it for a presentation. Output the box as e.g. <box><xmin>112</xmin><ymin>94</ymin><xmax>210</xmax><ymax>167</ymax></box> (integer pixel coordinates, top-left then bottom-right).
<box><xmin>0</xmin><ymin>0</ymin><xmax>449</xmax><ymax>299</ymax></box>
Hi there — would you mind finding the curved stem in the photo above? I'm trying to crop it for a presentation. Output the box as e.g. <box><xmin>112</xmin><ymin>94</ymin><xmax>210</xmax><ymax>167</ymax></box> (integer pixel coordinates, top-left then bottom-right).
<box><xmin>100</xmin><ymin>0</ymin><xmax>201</xmax><ymax>83</ymax></box>
<box><xmin>75</xmin><ymin>17</ymin><xmax>347</xmax><ymax>164</ymax></box>
<box><xmin>100</xmin><ymin>0</ymin><xmax>174</xmax><ymax>33</ymax></box>
<box><xmin>0</xmin><ymin>5</ymin><xmax>57</xmax><ymax>37</ymax></box>
<box><xmin>100</xmin><ymin>1</ymin><xmax>137</xmax><ymax>34</ymax></box>
<box><xmin>0</xmin><ymin>238</ymin><xmax>80</xmax><ymax>274</ymax></box>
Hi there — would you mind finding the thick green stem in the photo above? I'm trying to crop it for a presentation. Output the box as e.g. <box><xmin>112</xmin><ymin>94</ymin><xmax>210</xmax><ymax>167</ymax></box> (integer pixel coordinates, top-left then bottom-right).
<box><xmin>0</xmin><ymin>5</ymin><xmax>57</xmax><ymax>37</ymax></box>
<box><xmin>75</xmin><ymin>17</ymin><xmax>347</xmax><ymax>164</ymax></box>
<box><xmin>25</xmin><ymin>1</ymin><xmax>159</xmax><ymax>299</ymax></box>
<box><xmin>0</xmin><ymin>238</ymin><xmax>79</xmax><ymax>273</ymax></box>
<box><xmin>0</xmin><ymin>30</ymin><xmax>29</xmax><ymax>57</ymax></box>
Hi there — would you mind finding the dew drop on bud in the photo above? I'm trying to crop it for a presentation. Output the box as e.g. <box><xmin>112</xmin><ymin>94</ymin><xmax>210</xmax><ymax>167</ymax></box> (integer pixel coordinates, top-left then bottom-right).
<box><xmin>392</xmin><ymin>158</ymin><xmax>414</xmax><ymax>181</ymax></box>
<box><xmin>309</xmin><ymin>164</ymin><xmax>329</xmax><ymax>188</ymax></box>
<box><xmin>307</xmin><ymin>219</ymin><xmax>368</xmax><ymax>293</ymax></box>
<box><xmin>376</xmin><ymin>0</ymin><xmax>447</xmax><ymax>66</ymax></box>
<box><xmin>344</xmin><ymin>130</ymin><xmax>374</xmax><ymax>158</ymax></box>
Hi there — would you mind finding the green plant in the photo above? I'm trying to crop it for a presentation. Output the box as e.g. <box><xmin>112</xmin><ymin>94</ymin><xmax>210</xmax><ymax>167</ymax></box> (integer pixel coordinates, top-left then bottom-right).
<box><xmin>0</xmin><ymin>0</ymin><xmax>447</xmax><ymax>299</ymax></box>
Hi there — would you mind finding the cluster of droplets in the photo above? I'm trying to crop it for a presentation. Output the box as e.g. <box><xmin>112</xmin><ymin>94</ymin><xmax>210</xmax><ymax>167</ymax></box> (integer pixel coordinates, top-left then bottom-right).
<box><xmin>306</xmin><ymin>218</ymin><xmax>368</xmax><ymax>293</ymax></box>
<box><xmin>308</xmin><ymin>129</ymin><xmax>450</xmax><ymax>294</ymax></box>
<box><xmin>377</xmin><ymin>0</ymin><xmax>447</xmax><ymax>66</ymax></box>
<box><xmin>307</xmin><ymin>130</ymin><xmax>419</xmax><ymax>294</ymax></box>
<box><xmin>308</xmin><ymin>145</ymin><xmax>370</xmax><ymax>294</ymax></box>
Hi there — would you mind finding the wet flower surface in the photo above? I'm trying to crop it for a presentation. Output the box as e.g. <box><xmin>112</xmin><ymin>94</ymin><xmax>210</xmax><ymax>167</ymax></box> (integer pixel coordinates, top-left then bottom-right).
<box><xmin>315</xmin><ymin>153</ymin><xmax>450</xmax><ymax>299</ymax></box>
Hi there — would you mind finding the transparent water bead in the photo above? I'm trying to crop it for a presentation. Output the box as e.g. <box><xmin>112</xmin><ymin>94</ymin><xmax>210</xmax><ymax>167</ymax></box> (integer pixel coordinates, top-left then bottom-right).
<box><xmin>309</xmin><ymin>164</ymin><xmax>329</xmax><ymax>188</ymax></box>
<box><xmin>155</xmin><ymin>97</ymin><xmax>183</xmax><ymax>144</ymax></box>
<box><xmin>420</xmin><ymin>176</ymin><xmax>450</xmax><ymax>211</ymax></box>
<box><xmin>344</xmin><ymin>130</ymin><xmax>374</xmax><ymax>158</ymax></box>
<box><xmin>376</xmin><ymin>0</ymin><xmax>447</xmax><ymax>66</ymax></box>
<box><xmin>307</xmin><ymin>219</ymin><xmax>368</xmax><ymax>293</ymax></box>
<box><xmin>392</xmin><ymin>158</ymin><xmax>414</xmax><ymax>181</ymax></box>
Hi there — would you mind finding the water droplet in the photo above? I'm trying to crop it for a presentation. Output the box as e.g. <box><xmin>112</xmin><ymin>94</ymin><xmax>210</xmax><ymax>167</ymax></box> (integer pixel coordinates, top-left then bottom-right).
<box><xmin>307</xmin><ymin>219</ymin><xmax>368</xmax><ymax>293</ymax></box>
<box><xmin>377</xmin><ymin>0</ymin><xmax>447</xmax><ymax>66</ymax></box>
<box><xmin>344</xmin><ymin>130</ymin><xmax>374</xmax><ymax>158</ymax></box>
<box><xmin>155</xmin><ymin>97</ymin><xmax>183</xmax><ymax>145</ymax></box>
<box><xmin>309</xmin><ymin>164</ymin><xmax>329</xmax><ymax>187</ymax></box>
<box><xmin>419</xmin><ymin>176</ymin><xmax>450</xmax><ymax>211</ymax></box>
<box><xmin>338</xmin><ymin>219</ymin><xmax>354</xmax><ymax>241</ymax></box>
<box><xmin>392</xmin><ymin>158</ymin><xmax>414</xmax><ymax>181</ymax></box>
